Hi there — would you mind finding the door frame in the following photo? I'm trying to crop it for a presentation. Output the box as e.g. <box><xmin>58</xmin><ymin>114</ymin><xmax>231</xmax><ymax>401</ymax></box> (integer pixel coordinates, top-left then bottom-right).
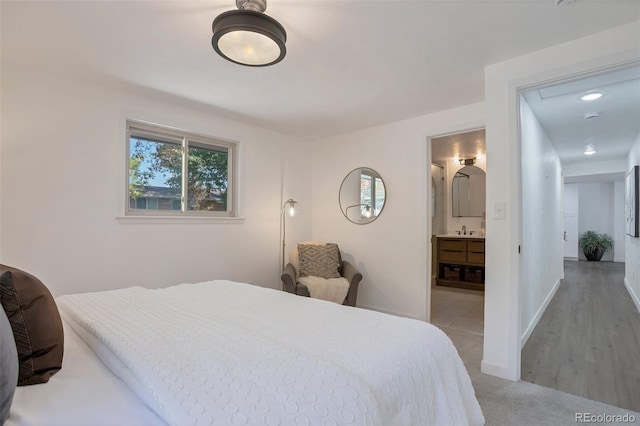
<box><xmin>425</xmin><ymin>122</ymin><xmax>485</xmax><ymax>323</ymax></box>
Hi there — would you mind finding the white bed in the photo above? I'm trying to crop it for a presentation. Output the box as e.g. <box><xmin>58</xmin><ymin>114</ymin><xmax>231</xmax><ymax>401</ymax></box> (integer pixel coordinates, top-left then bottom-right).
<box><xmin>7</xmin><ymin>319</ymin><xmax>165</xmax><ymax>426</ymax></box>
<box><xmin>8</xmin><ymin>280</ymin><xmax>483</xmax><ymax>426</ymax></box>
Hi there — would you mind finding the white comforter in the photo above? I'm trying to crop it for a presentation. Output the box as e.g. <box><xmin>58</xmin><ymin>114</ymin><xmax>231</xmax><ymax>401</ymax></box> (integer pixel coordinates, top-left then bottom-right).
<box><xmin>57</xmin><ymin>281</ymin><xmax>484</xmax><ymax>426</ymax></box>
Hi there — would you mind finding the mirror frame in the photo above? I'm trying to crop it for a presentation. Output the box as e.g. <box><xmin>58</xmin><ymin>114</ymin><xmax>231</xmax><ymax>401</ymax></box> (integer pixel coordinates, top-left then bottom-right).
<box><xmin>339</xmin><ymin>167</ymin><xmax>386</xmax><ymax>224</ymax></box>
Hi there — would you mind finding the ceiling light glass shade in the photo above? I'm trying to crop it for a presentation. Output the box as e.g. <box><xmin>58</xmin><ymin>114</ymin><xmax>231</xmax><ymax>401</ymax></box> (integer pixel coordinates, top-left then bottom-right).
<box><xmin>212</xmin><ymin>10</ymin><xmax>286</xmax><ymax>67</ymax></box>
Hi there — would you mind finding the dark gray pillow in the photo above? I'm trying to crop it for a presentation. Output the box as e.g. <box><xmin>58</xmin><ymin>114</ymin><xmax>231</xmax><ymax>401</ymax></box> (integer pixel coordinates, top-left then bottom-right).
<box><xmin>298</xmin><ymin>243</ymin><xmax>341</xmax><ymax>279</ymax></box>
<box><xmin>0</xmin><ymin>265</ymin><xmax>64</xmax><ymax>386</ymax></box>
<box><xmin>1</xmin><ymin>307</ymin><xmax>18</xmax><ymax>424</ymax></box>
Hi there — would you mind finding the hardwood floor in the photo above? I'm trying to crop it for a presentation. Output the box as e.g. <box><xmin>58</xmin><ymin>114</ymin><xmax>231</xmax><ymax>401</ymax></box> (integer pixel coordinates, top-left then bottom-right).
<box><xmin>521</xmin><ymin>260</ymin><xmax>640</xmax><ymax>412</ymax></box>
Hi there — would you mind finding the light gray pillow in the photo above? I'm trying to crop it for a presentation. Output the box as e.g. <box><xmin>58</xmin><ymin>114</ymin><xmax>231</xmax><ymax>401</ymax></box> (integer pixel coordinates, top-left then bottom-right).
<box><xmin>1</xmin><ymin>307</ymin><xmax>18</xmax><ymax>424</ymax></box>
<box><xmin>298</xmin><ymin>243</ymin><xmax>341</xmax><ymax>279</ymax></box>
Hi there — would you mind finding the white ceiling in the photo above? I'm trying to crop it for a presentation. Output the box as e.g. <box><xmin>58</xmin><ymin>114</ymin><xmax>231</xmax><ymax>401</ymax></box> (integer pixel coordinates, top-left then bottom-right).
<box><xmin>431</xmin><ymin>128</ymin><xmax>485</xmax><ymax>164</ymax></box>
<box><xmin>564</xmin><ymin>172</ymin><xmax>625</xmax><ymax>184</ymax></box>
<box><xmin>431</xmin><ymin>65</ymin><xmax>640</xmax><ymax>173</ymax></box>
<box><xmin>1</xmin><ymin>1</ymin><xmax>639</xmax><ymax>141</ymax></box>
<box><xmin>523</xmin><ymin>64</ymin><xmax>640</xmax><ymax>167</ymax></box>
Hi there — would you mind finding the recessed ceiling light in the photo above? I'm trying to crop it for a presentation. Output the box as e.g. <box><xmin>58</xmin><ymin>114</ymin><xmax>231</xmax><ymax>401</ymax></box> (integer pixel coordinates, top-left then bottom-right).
<box><xmin>580</xmin><ymin>92</ymin><xmax>604</xmax><ymax>101</ymax></box>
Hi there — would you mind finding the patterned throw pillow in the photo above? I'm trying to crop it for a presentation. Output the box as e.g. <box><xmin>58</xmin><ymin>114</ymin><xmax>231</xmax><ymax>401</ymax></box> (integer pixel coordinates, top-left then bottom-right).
<box><xmin>298</xmin><ymin>243</ymin><xmax>341</xmax><ymax>279</ymax></box>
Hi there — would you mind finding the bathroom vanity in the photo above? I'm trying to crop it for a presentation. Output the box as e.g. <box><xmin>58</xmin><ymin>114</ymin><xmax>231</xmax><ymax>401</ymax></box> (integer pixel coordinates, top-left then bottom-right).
<box><xmin>436</xmin><ymin>235</ymin><xmax>485</xmax><ymax>291</ymax></box>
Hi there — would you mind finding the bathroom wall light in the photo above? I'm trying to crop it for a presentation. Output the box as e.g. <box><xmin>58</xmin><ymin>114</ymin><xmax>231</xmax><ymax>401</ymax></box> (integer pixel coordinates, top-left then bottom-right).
<box><xmin>459</xmin><ymin>158</ymin><xmax>476</xmax><ymax>166</ymax></box>
<box><xmin>212</xmin><ymin>0</ymin><xmax>287</xmax><ymax>67</ymax></box>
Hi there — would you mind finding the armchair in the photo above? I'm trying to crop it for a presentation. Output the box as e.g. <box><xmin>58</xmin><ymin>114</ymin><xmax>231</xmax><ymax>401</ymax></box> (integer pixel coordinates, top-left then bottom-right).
<box><xmin>280</xmin><ymin>242</ymin><xmax>363</xmax><ymax>307</ymax></box>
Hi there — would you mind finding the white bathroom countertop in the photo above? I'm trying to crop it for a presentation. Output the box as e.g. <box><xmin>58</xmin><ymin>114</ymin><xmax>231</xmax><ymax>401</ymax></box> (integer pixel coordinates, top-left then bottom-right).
<box><xmin>436</xmin><ymin>234</ymin><xmax>485</xmax><ymax>239</ymax></box>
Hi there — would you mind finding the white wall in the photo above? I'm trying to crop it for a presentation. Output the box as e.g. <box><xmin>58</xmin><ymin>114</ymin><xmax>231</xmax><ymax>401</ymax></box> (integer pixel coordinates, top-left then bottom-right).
<box><xmin>563</xmin><ymin>159</ymin><xmax>628</xmax><ymax>178</ymax></box>
<box><xmin>484</xmin><ymin>21</ymin><xmax>640</xmax><ymax>380</ymax></box>
<box><xmin>614</xmin><ymin>181</ymin><xmax>626</xmax><ymax>262</ymax></box>
<box><xmin>563</xmin><ymin>183</ymin><xmax>579</xmax><ymax>259</ymax></box>
<box><xmin>430</xmin><ymin>164</ymin><xmax>445</xmax><ymax>235</ymax></box>
<box><xmin>626</xmin><ymin>133</ymin><xmax>640</xmax><ymax>312</ymax></box>
<box><xmin>562</xmin><ymin>181</ymin><xmax>624</xmax><ymax>262</ymax></box>
<box><xmin>519</xmin><ymin>98</ymin><xmax>563</xmax><ymax>348</ymax></box>
<box><xmin>311</xmin><ymin>103</ymin><xmax>484</xmax><ymax>320</ymax></box>
<box><xmin>0</xmin><ymin>63</ymin><xmax>312</xmax><ymax>296</ymax></box>
<box><xmin>578</xmin><ymin>182</ymin><xmax>616</xmax><ymax>261</ymax></box>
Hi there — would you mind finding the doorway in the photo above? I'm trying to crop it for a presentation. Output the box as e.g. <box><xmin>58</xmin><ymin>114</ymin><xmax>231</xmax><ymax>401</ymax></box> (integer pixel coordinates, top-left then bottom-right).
<box><xmin>518</xmin><ymin>63</ymin><xmax>640</xmax><ymax>410</ymax></box>
<box><xmin>429</xmin><ymin>129</ymin><xmax>487</xmax><ymax>354</ymax></box>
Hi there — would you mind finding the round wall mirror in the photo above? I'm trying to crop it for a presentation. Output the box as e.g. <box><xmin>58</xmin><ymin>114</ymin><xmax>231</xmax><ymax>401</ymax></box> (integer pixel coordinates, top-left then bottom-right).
<box><xmin>339</xmin><ymin>167</ymin><xmax>386</xmax><ymax>224</ymax></box>
<box><xmin>452</xmin><ymin>165</ymin><xmax>485</xmax><ymax>217</ymax></box>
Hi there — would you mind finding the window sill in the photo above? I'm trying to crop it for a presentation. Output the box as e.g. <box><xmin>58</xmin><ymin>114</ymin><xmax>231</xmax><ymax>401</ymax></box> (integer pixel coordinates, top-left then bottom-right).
<box><xmin>116</xmin><ymin>216</ymin><xmax>245</xmax><ymax>225</ymax></box>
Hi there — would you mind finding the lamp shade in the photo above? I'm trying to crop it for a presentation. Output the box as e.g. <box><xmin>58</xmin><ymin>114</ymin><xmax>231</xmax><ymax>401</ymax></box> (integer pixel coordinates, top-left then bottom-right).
<box><xmin>284</xmin><ymin>198</ymin><xmax>301</xmax><ymax>217</ymax></box>
<box><xmin>212</xmin><ymin>10</ymin><xmax>287</xmax><ymax>67</ymax></box>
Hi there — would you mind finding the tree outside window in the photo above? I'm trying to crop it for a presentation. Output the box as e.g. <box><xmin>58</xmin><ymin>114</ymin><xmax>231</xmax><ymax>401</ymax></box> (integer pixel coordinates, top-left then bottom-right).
<box><xmin>127</xmin><ymin>121</ymin><xmax>236</xmax><ymax>216</ymax></box>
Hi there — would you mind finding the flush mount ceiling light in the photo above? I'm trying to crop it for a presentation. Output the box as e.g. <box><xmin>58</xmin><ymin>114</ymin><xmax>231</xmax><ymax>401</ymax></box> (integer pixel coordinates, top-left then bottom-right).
<box><xmin>584</xmin><ymin>145</ymin><xmax>597</xmax><ymax>156</ymax></box>
<box><xmin>580</xmin><ymin>92</ymin><xmax>604</xmax><ymax>101</ymax></box>
<box><xmin>212</xmin><ymin>0</ymin><xmax>287</xmax><ymax>67</ymax></box>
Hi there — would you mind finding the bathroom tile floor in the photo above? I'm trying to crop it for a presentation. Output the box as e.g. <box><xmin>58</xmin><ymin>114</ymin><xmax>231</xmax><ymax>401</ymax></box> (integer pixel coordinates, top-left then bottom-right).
<box><xmin>430</xmin><ymin>285</ymin><xmax>484</xmax><ymax>336</ymax></box>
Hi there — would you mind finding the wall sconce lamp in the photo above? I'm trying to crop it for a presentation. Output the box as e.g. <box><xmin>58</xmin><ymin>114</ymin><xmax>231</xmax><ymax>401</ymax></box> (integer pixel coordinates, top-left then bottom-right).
<box><xmin>459</xmin><ymin>157</ymin><xmax>476</xmax><ymax>166</ymax></box>
<box><xmin>345</xmin><ymin>203</ymin><xmax>373</xmax><ymax>219</ymax></box>
<box><xmin>281</xmin><ymin>198</ymin><xmax>301</xmax><ymax>270</ymax></box>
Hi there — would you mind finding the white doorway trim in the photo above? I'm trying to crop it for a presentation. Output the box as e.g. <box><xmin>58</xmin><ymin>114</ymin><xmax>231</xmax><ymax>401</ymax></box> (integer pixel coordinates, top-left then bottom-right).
<box><xmin>482</xmin><ymin>38</ymin><xmax>640</xmax><ymax>380</ymax></box>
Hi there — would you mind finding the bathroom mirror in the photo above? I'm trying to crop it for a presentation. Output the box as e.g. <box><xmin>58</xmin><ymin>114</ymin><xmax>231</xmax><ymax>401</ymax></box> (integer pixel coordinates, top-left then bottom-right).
<box><xmin>339</xmin><ymin>167</ymin><xmax>386</xmax><ymax>224</ymax></box>
<box><xmin>452</xmin><ymin>165</ymin><xmax>485</xmax><ymax>217</ymax></box>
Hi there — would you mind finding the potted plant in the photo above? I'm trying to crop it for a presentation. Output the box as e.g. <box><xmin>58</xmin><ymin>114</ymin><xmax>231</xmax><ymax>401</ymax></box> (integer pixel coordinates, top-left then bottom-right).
<box><xmin>578</xmin><ymin>230</ymin><xmax>613</xmax><ymax>261</ymax></box>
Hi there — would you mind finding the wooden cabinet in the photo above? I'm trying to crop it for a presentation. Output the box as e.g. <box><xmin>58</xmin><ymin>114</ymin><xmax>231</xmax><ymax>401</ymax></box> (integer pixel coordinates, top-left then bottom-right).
<box><xmin>436</xmin><ymin>237</ymin><xmax>485</xmax><ymax>291</ymax></box>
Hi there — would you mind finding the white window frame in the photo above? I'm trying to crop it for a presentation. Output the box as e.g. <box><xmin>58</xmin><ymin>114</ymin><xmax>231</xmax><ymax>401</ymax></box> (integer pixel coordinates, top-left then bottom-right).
<box><xmin>125</xmin><ymin>120</ymin><xmax>238</xmax><ymax>219</ymax></box>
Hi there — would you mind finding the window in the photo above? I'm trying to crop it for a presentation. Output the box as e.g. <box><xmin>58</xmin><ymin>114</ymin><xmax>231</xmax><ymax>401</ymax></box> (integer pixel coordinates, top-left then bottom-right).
<box><xmin>127</xmin><ymin>121</ymin><xmax>237</xmax><ymax>217</ymax></box>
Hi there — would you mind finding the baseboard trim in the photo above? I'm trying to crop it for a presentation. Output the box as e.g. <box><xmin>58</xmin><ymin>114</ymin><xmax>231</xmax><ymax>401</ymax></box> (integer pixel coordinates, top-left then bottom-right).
<box><xmin>481</xmin><ymin>361</ymin><xmax>517</xmax><ymax>381</ymax></box>
<box><xmin>357</xmin><ymin>303</ymin><xmax>423</xmax><ymax>321</ymax></box>
<box><xmin>564</xmin><ymin>257</ymin><xmax>578</xmax><ymax>261</ymax></box>
<box><xmin>520</xmin><ymin>278</ymin><xmax>561</xmax><ymax>349</ymax></box>
<box><xmin>614</xmin><ymin>257</ymin><xmax>625</xmax><ymax>263</ymax></box>
<box><xmin>624</xmin><ymin>278</ymin><xmax>640</xmax><ymax>314</ymax></box>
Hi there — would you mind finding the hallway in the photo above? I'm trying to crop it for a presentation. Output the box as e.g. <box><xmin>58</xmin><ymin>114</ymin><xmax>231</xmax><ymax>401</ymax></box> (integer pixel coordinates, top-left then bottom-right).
<box><xmin>521</xmin><ymin>260</ymin><xmax>640</xmax><ymax>411</ymax></box>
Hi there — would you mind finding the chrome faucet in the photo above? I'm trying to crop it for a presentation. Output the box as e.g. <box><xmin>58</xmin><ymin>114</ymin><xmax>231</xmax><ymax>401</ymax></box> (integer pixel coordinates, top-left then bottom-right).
<box><xmin>462</xmin><ymin>225</ymin><xmax>467</xmax><ymax>235</ymax></box>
